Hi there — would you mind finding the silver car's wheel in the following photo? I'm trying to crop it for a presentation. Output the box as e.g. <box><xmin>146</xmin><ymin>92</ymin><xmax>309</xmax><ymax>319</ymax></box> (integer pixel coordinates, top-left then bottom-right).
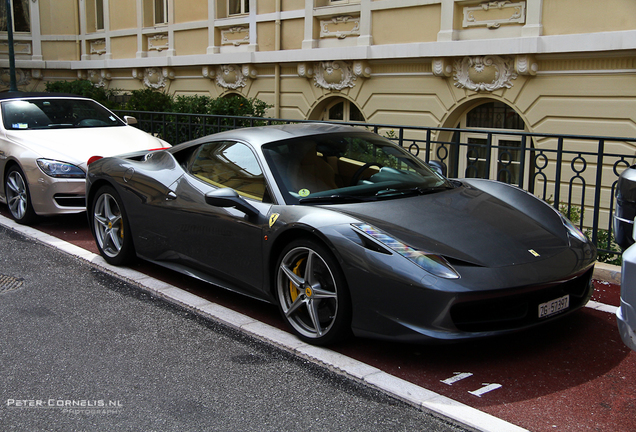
<box><xmin>5</xmin><ymin>166</ymin><xmax>37</xmax><ymax>224</ymax></box>
<box><xmin>276</xmin><ymin>240</ymin><xmax>351</xmax><ymax>345</ymax></box>
<box><xmin>92</xmin><ymin>186</ymin><xmax>135</xmax><ymax>265</ymax></box>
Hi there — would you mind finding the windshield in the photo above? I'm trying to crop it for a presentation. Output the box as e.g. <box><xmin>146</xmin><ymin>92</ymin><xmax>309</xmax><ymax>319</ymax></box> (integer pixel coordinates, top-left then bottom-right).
<box><xmin>262</xmin><ymin>132</ymin><xmax>453</xmax><ymax>205</ymax></box>
<box><xmin>1</xmin><ymin>98</ymin><xmax>125</xmax><ymax>130</ymax></box>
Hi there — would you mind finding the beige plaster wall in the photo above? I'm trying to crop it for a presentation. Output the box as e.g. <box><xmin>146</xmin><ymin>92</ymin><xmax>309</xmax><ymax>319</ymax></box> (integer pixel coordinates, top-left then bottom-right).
<box><xmin>542</xmin><ymin>0</ymin><xmax>636</xmax><ymax>35</ymax></box>
<box><xmin>257</xmin><ymin>21</ymin><xmax>276</xmax><ymax>51</ymax></box>
<box><xmin>174</xmin><ymin>0</ymin><xmax>208</xmax><ymax>23</ymax></box>
<box><xmin>281</xmin><ymin>19</ymin><xmax>303</xmax><ymax>50</ymax></box>
<box><xmin>258</xmin><ymin>0</ymin><xmax>277</xmax><ymax>15</ymax></box>
<box><xmin>39</xmin><ymin>0</ymin><xmax>79</xmax><ymax>35</ymax></box>
<box><xmin>41</xmin><ymin>41</ymin><xmax>79</xmax><ymax>60</ymax></box>
<box><xmin>110</xmin><ymin>35</ymin><xmax>138</xmax><ymax>59</ymax></box>
<box><xmin>110</xmin><ymin>0</ymin><xmax>137</xmax><ymax>30</ymax></box>
<box><xmin>282</xmin><ymin>0</ymin><xmax>304</xmax><ymax>12</ymax></box>
<box><xmin>174</xmin><ymin>28</ymin><xmax>208</xmax><ymax>55</ymax></box>
<box><xmin>371</xmin><ymin>5</ymin><xmax>440</xmax><ymax>45</ymax></box>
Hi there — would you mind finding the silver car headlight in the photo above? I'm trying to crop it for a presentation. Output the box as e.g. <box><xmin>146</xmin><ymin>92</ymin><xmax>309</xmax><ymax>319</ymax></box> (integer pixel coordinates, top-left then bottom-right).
<box><xmin>352</xmin><ymin>223</ymin><xmax>460</xmax><ymax>279</ymax></box>
<box><xmin>37</xmin><ymin>159</ymin><xmax>85</xmax><ymax>178</ymax></box>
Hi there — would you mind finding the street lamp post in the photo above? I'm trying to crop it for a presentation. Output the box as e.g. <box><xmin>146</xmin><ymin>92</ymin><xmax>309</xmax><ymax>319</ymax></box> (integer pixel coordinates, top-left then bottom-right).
<box><xmin>5</xmin><ymin>0</ymin><xmax>17</xmax><ymax>91</ymax></box>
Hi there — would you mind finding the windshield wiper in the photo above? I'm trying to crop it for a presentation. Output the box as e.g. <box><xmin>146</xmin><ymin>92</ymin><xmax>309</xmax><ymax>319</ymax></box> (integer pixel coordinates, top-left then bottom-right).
<box><xmin>47</xmin><ymin>124</ymin><xmax>74</xmax><ymax>128</ymax></box>
<box><xmin>375</xmin><ymin>185</ymin><xmax>452</xmax><ymax>198</ymax></box>
<box><xmin>299</xmin><ymin>194</ymin><xmax>375</xmax><ymax>204</ymax></box>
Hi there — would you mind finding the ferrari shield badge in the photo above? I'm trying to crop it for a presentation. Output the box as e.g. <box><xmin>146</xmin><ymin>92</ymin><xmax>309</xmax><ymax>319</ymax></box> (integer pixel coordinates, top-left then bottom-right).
<box><xmin>269</xmin><ymin>213</ymin><xmax>280</xmax><ymax>228</ymax></box>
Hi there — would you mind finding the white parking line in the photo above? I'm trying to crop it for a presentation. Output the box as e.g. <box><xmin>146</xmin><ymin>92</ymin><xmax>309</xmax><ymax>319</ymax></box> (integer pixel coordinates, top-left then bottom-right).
<box><xmin>3</xmin><ymin>214</ymin><xmax>619</xmax><ymax>432</ymax></box>
<box><xmin>441</xmin><ymin>372</ymin><xmax>474</xmax><ymax>385</ymax></box>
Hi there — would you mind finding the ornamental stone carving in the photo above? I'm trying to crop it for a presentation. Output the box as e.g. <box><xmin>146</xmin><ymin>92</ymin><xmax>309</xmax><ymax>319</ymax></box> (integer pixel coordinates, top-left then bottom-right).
<box><xmin>463</xmin><ymin>1</ymin><xmax>526</xmax><ymax>29</ymax></box>
<box><xmin>203</xmin><ymin>65</ymin><xmax>257</xmax><ymax>89</ymax></box>
<box><xmin>320</xmin><ymin>15</ymin><xmax>360</xmax><ymax>39</ymax></box>
<box><xmin>89</xmin><ymin>39</ymin><xmax>106</xmax><ymax>55</ymax></box>
<box><xmin>515</xmin><ymin>55</ymin><xmax>538</xmax><ymax>76</ymax></box>
<box><xmin>143</xmin><ymin>67</ymin><xmax>171</xmax><ymax>89</ymax></box>
<box><xmin>297</xmin><ymin>63</ymin><xmax>314</xmax><ymax>79</ymax></box>
<box><xmin>86</xmin><ymin>69</ymin><xmax>111</xmax><ymax>88</ymax></box>
<box><xmin>352</xmin><ymin>60</ymin><xmax>371</xmax><ymax>78</ymax></box>
<box><xmin>148</xmin><ymin>33</ymin><xmax>169</xmax><ymax>52</ymax></box>
<box><xmin>0</xmin><ymin>41</ymin><xmax>31</xmax><ymax>55</ymax></box>
<box><xmin>313</xmin><ymin>61</ymin><xmax>356</xmax><ymax>91</ymax></box>
<box><xmin>221</xmin><ymin>27</ymin><xmax>250</xmax><ymax>46</ymax></box>
<box><xmin>432</xmin><ymin>58</ymin><xmax>453</xmax><ymax>77</ymax></box>
<box><xmin>0</xmin><ymin>68</ymin><xmax>30</xmax><ymax>87</ymax></box>
<box><xmin>453</xmin><ymin>56</ymin><xmax>517</xmax><ymax>92</ymax></box>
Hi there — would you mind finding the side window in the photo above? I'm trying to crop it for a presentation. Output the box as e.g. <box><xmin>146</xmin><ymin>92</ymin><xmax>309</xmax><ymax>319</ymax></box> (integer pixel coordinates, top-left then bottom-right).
<box><xmin>191</xmin><ymin>141</ymin><xmax>268</xmax><ymax>202</ymax></box>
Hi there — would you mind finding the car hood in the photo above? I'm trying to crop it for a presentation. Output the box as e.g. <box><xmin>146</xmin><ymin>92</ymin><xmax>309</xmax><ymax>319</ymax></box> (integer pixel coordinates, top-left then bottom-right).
<box><xmin>5</xmin><ymin>126</ymin><xmax>169</xmax><ymax>170</ymax></box>
<box><xmin>326</xmin><ymin>183</ymin><xmax>570</xmax><ymax>268</ymax></box>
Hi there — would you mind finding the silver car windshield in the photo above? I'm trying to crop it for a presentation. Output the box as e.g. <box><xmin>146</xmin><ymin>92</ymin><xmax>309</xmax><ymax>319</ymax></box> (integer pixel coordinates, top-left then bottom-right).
<box><xmin>1</xmin><ymin>98</ymin><xmax>125</xmax><ymax>130</ymax></box>
<box><xmin>262</xmin><ymin>132</ymin><xmax>453</xmax><ymax>205</ymax></box>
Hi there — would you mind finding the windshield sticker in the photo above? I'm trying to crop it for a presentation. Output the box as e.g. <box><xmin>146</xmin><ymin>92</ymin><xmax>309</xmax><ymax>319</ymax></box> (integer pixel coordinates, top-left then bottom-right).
<box><xmin>12</xmin><ymin>123</ymin><xmax>28</xmax><ymax>129</ymax></box>
<box><xmin>109</xmin><ymin>116</ymin><xmax>116</xmax><ymax>121</ymax></box>
<box><xmin>298</xmin><ymin>189</ymin><xmax>310</xmax><ymax>197</ymax></box>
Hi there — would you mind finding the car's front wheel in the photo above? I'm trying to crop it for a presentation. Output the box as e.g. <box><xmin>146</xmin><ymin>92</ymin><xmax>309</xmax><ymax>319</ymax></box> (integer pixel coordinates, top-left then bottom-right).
<box><xmin>91</xmin><ymin>185</ymin><xmax>135</xmax><ymax>266</ymax></box>
<box><xmin>276</xmin><ymin>239</ymin><xmax>351</xmax><ymax>345</ymax></box>
<box><xmin>5</xmin><ymin>165</ymin><xmax>37</xmax><ymax>225</ymax></box>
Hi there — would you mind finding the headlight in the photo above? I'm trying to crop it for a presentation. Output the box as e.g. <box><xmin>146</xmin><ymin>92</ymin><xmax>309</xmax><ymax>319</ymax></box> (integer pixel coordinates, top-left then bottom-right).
<box><xmin>36</xmin><ymin>159</ymin><xmax>85</xmax><ymax>178</ymax></box>
<box><xmin>561</xmin><ymin>215</ymin><xmax>588</xmax><ymax>243</ymax></box>
<box><xmin>352</xmin><ymin>223</ymin><xmax>460</xmax><ymax>279</ymax></box>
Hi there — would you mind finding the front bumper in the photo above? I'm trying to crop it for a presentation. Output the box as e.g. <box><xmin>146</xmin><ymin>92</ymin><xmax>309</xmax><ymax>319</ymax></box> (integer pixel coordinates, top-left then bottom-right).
<box><xmin>26</xmin><ymin>166</ymin><xmax>86</xmax><ymax>215</ymax></box>
<box><xmin>617</xmin><ymin>242</ymin><xmax>636</xmax><ymax>352</ymax></box>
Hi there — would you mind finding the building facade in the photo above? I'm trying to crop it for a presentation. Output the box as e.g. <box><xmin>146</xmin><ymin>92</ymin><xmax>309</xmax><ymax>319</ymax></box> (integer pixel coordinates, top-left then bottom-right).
<box><xmin>1</xmin><ymin>0</ymin><xmax>636</xmax><ymax>228</ymax></box>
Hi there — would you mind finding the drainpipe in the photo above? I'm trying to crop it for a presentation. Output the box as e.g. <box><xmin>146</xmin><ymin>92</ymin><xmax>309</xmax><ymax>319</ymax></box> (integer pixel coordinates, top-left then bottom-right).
<box><xmin>5</xmin><ymin>0</ymin><xmax>17</xmax><ymax>91</ymax></box>
<box><xmin>274</xmin><ymin>0</ymin><xmax>281</xmax><ymax>118</ymax></box>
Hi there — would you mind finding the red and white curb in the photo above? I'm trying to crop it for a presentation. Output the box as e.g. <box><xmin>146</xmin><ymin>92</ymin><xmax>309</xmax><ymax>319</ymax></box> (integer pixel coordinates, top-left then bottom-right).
<box><xmin>2</xmin><ymin>214</ymin><xmax>618</xmax><ymax>432</ymax></box>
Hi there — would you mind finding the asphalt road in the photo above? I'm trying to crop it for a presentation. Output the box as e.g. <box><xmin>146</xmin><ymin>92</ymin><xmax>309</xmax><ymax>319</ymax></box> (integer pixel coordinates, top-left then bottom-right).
<box><xmin>0</xmin><ymin>225</ymin><xmax>469</xmax><ymax>432</ymax></box>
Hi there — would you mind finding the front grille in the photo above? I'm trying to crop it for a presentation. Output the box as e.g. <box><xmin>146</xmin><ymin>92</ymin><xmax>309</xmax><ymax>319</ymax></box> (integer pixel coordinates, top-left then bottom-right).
<box><xmin>450</xmin><ymin>268</ymin><xmax>594</xmax><ymax>332</ymax></box>
<box><xmin>54</xmin><ymin>194</ymin><xmax>86</xmax><ymax>208</ymax></box>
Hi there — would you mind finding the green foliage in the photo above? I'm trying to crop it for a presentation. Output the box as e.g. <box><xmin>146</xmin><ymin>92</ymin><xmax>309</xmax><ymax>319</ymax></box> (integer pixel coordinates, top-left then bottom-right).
<box><xmin>44</xmin><ymin>80</ymin><xmax>121</xmax><ymax>108</ymax></box>
<box><xmin>207</xmin><ymin>95</ymin><xmax>271</xmax><ymax>118</ymax></box>
<box><xmin>590</xmin><ymin>228</ymin><xmax>622</xmax><ymax>266</ymax></box>
<box><xmin>384</xmin><ymin>129</ymin><xmax>398</xmax><ymax>140</ymax></box>
<box><xmin>545</xmin><ymin>196</ymin><xmax>621</xmax><ymax>264</ymax></box>
<box><xmin>124</xmin><ymin>88</ymin><xmax>174</xmax><ymax>112</ymax></box>
<box><xmin>45</xmin><ymin>80</ymin><xmax>272</xmax><ymax>119</ymax></box>
<box><xmin>172</xmin><ymin>94</ymin><xmax>211</xmax><ymax>115</ymax></box>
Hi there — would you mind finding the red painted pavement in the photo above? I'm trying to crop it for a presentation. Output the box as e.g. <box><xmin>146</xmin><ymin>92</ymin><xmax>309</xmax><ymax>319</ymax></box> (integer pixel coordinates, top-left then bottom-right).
<box><xmin>3</xmin><ymin>208</ymin><xmax>634</xmax><ymax>432</ymax></box>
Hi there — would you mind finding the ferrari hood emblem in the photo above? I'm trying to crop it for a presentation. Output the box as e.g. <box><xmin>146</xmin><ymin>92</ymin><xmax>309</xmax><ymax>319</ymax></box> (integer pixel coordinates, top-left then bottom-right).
<box><xmin>528</xmin><ymin>249</ymin><xmax>540</xmax><ymax>257</ymax></box>
<box><xmin>269</xmin><ymin>213</ymin><xmax>280</xmax><ymax>228</ymax></box>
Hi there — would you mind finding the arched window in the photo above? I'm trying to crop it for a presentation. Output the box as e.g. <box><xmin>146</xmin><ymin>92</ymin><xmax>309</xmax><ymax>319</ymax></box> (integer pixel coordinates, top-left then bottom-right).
<box><xmin>453</xmin><ymin>101</ymin><xmax>532</xmax><ymax>187</ymax></box>
<box><xmin>318</xmin><ymin>98</ymin><xmax>365</xmax><ymax>123</ymax></box>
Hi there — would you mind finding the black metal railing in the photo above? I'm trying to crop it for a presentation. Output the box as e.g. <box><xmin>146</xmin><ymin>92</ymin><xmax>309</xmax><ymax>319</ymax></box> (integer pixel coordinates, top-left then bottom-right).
<box><xmin>115</xmin><ymin>110</ymin><xmax>636</xmax><ymax>262</ymax></box>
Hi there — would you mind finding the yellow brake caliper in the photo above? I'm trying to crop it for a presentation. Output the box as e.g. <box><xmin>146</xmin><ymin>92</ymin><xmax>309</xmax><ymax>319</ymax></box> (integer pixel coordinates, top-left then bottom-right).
<box><xmin>289</xmin><ymin>258</ymin><xmax>305</xmax><ymax>302</ymax></box>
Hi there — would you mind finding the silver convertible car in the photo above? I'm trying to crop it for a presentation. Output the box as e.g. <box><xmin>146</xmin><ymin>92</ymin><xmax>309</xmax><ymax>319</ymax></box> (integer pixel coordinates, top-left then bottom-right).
<box><xmin>86</xmin><ymin>123</ymin><xmax>597</xmax><ymax>345</ymax></box>
<box><xmin>0</xmin><ymin>92</ymin><xmax>170</xmax><ymax>224</ymax></box>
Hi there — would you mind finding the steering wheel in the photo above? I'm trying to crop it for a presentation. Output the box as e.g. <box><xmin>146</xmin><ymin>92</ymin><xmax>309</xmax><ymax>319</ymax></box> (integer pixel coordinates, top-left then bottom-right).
<box><xmin>350</xmin><ymin>162</ymin><xmax>383</xmax><ymax>185</ymax></box>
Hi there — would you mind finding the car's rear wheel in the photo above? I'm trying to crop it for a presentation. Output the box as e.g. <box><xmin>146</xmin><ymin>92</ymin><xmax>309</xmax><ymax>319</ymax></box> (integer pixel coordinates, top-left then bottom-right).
<box><xmin>5</xmin><ymin>165</ymin><xmax>37</xmax><ymax>225</ymax></box>
<box><xmin>276</xmin><ymin>239</ymin><xmax>351</xmax><ymax>345</ymax></box>
<box><xmin>91</xmin><ymin>185</ymin><xmax>135</xmax><ymax>266</ymax></box>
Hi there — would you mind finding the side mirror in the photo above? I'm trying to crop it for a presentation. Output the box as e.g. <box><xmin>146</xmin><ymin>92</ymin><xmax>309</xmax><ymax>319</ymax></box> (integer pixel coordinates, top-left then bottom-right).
<box><xmin>205</xmin><ymin>188</ymin><xmax>259</xmax><ymax>217</ymax></box>
<box><xmin>428</xmin><ymin>160</ymin><xmax>447</xmax><ymax>177</ymax></box>
<box><xmin>124</xmin><ymin>115</ymin><xmax>138</xmax><ymax>126</ymax></box>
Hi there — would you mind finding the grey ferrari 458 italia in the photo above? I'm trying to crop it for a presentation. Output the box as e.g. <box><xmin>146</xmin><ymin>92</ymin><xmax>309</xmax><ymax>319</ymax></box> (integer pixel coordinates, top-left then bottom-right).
<box><xmin>86</xmin><ymin>123</ymin><xmax>597</xmax><ymax>345</ymax></box>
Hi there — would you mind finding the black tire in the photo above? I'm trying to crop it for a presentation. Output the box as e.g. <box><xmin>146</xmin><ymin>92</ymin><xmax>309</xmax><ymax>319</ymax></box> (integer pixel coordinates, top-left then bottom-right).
<box><xmin>4</xmin><ymin>165</ymin><xmax>37</xmax><ymax>225</ymax></box>
<box><xmin>91</xmin><ymin>185</ymin><xmax>136</xmax><ymax>266</ymax></box>
<box><xmin>275</xmin><ymin>239</ymin><xmax>352</xmax><ymax>345</ymax></box>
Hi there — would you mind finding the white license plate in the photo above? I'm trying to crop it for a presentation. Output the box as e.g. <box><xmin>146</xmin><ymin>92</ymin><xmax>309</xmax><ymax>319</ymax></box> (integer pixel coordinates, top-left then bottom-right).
<box><xmin>538</xmin><ymin>295</ymin><xmax>570</xmax><ymax>318</ymax></box>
